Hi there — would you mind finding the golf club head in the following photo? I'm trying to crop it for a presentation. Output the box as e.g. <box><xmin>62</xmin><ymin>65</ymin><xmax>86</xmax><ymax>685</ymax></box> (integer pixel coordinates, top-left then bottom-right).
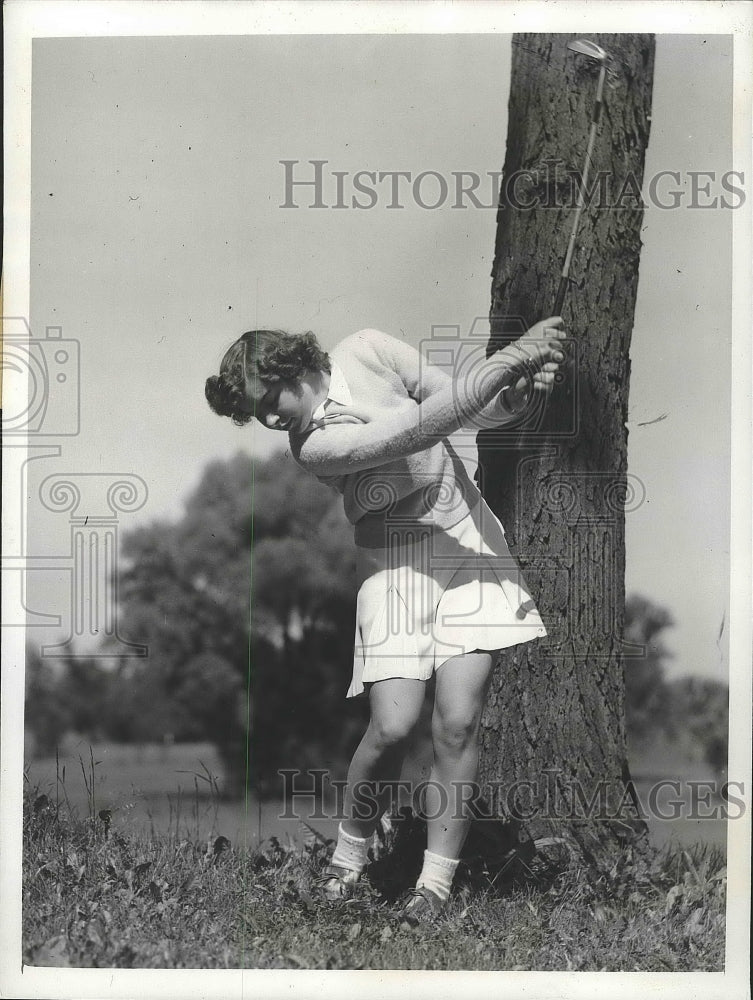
<box><xmin>567</xmin><ymin>39</ymin><xmax>607</xmax><ymax>63</ymax></box>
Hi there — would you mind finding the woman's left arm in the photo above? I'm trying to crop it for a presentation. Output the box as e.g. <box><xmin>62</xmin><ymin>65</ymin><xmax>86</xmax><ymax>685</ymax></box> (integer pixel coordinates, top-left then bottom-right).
<box><xmin>290</xmin><ymin>321</ymin><xmax>565</xmax><ymax>477</ymax></box>
<box><xmin>366</xmin><ymin>328</ymin><xmax>550</xmax><ymax>422</ymax></box>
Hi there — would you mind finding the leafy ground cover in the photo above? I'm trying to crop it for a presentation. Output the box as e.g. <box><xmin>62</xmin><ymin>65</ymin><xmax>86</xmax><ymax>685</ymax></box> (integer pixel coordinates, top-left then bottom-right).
<box><xmin>22</xmin><ymin>761</ymin><xmax>726</xmax><ymax>971</ymax></box>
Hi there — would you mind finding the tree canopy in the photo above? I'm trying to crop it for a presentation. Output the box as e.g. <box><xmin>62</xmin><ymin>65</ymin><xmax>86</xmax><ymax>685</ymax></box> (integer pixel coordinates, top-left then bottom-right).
<box><xmin>114</xmin><ymin>450</ymin><xmax>367</xmax><ymax>795</ymax></box>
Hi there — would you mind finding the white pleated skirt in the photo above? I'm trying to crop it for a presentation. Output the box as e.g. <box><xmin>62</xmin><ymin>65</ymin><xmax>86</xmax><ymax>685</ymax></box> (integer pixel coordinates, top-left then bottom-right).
<box><xmin>346</xmin><ymin>497</ymin><xmax>547</xmax><ymax>698</ymax></box>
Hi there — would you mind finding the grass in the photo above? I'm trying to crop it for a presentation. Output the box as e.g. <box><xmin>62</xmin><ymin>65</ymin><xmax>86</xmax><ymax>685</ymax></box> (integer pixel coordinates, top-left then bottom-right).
<box><xmin>23</xmin><ymin>741</ymin><xmax>297</xmax><ymax>846</ymax></box>
<box><xmin>235</xmin><ymin>837</ymin><xmax>726</xmax><ymax>971</ymax></box>
<box><xmin>22</xmin><ymin>762</ymin><xmax>727</xmax><ymax>971</ymax></box>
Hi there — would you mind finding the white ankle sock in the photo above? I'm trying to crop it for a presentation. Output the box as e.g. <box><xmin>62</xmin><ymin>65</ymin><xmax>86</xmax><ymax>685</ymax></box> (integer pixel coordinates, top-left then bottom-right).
<box><xmin>331</xmin><ymin>823</ymin><xmax>371</xmax><ymax>873</ymax></box>
<box><xmin>416</xmin><ymin>849</ymin><xmax>459</xmax><ymax>902</ymax></box>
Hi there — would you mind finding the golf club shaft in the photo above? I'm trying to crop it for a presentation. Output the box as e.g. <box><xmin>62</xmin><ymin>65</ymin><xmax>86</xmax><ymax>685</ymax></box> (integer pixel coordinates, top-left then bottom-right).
<box><xmin>554</xmin><ymin>62</ymin><xmax>607</xmax><ymax>316</ymax></box>
<box><xmin>508</xmin><ymin>42</ymin><xmax>609</xmax><ymax>453</ymax></box>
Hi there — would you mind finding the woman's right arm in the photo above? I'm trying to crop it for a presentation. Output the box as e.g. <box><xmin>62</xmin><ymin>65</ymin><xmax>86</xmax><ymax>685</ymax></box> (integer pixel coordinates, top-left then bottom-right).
<box><xmin>291</xmin><ymin>318</ymin><xmax>566</xmax><ymax>477</ymax></box>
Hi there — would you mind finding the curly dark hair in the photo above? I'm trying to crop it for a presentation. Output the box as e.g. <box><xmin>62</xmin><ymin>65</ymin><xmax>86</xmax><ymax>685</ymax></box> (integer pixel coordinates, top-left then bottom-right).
<box><xmin>205</xmin><ymin>329</ymin><xmax>330</xmax><ymax>426</ymax></box>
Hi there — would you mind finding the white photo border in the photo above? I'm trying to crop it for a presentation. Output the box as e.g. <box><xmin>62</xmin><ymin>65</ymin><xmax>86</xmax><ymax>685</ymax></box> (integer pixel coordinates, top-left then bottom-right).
<box><xmin>2</xmin><ymin>2</ymin><xmax>751</xmax><ymax>998</ymax></box>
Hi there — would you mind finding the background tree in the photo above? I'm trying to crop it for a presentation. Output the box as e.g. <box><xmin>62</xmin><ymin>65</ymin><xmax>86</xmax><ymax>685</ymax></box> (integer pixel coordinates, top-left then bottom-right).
<box><xmin>664</xmin><ymin>677</ymin><xmax>729</xmax><ymax>779</ymax></box>
<box><xmin>623</xmin><ymin>594</ymin><xmax>674</xmax><ymax>740</ymax></box>
<box><xmin>24</xmin><ymin>646</ymin><xmax>73</xmax><ymax>757</ymax></box>
<box><xmin>622</xmin><ymin>596</ymin><xmax>728</xmax><ymax>778</ymax></box>
<box><xmin>476</xmin><ymin>33</ymin><xmax>656</xmax><ymax>860</ymax></box>
<box><xmin>117</xmin><ymin>451</ymin><xmax>367</xmax><ymax>797</ymax></box>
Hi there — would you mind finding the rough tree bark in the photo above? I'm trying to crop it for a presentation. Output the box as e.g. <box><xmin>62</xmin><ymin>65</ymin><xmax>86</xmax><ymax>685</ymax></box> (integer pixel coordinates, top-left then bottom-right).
<box><xmin>476</xmin><ymin>33</ymin><xmax>656</xmax><ymax>863</ymax></box>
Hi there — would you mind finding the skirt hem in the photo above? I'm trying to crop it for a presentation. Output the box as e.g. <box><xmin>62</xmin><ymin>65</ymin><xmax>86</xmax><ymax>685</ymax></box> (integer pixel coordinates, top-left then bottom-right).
<box><xmin>346</xmin><ymin>626</ymin><xmax>547</xmax><ymax>699</ymax></box>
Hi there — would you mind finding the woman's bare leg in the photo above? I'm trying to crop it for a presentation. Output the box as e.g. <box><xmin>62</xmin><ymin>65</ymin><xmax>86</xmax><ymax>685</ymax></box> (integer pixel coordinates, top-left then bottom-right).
<box><xmin>341</xmin><ymin>676</ymin><xmax>426</xmax><ymax>839</ymax></box>
<box><xmin>399</xmin><ymin>679</ymin><xmax>435</xmax><ymax>796</ymax></box>
<box><xmin>424</xmin><ymin>650</ymin><xmax>497</xmax><ymax>859</ymax></box>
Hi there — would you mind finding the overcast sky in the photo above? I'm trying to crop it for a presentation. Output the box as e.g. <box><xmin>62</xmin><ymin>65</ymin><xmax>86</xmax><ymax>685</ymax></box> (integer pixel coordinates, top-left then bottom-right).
<box><xmin>25</xmin><ymin>31</ymin><xmax>734</xmax><ymax>681</ymax></box>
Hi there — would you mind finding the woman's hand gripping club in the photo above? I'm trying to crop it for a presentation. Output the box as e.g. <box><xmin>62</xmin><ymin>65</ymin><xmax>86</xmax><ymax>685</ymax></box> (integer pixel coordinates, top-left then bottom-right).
<box><xmin>496</xmin><ymin>316</ymin><xmax>568</xmax><ymax>416</ymax></box>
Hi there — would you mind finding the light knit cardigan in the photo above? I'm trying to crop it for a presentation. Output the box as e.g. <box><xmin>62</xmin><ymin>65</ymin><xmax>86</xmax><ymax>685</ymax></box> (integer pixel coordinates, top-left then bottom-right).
<box><xmin>289</xmin><ymin>328</ymin><xmax>524</xmax><ymax>548</ymax></box>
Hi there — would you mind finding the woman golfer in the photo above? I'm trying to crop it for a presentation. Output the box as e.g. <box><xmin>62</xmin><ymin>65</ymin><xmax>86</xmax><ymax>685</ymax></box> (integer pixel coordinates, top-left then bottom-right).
<box><xmin>205</xmin><ymin>319</ymin><xmax>567</xmax><ymax>924</ymax></box>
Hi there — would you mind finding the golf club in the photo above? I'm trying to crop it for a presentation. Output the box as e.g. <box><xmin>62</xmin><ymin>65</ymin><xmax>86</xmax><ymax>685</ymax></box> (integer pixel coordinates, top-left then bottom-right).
<box><xmin>553</xmin><ymin>39</ymin><xmax>609</xmax><ymax>315</ymax></box>
<box><xmin>498</xmin><ymin>40</ymin><xmax>609</xmax><ymax>443</ymax></box>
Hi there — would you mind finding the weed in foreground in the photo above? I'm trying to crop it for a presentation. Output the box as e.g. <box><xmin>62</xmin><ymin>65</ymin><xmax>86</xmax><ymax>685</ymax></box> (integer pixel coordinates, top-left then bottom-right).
<box><xmin>23</xmin><ymin>770</ymin><xmax>239</xmax><ymax>969</ymax></box>
<box><xmin>23</xmin><ymin>778</ymin><xmax>726</xmax><ymax>971</ymax></box>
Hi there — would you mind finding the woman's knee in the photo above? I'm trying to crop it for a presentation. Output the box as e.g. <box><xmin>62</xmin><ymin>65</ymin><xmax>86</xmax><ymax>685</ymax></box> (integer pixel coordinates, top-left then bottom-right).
<box><xmin>366</xmin><ymin>678</ymin><xmax>425</xmax><ymax>750</ymax></box>
<box><xmin>368</xmin><ymin>713</ymin><xmax>417</xmax><ymax>750</ymax></box>
<box><xmin>432</xmin><ymin>705</ymin><xmax>482</xmax><ymax>754</ymax></box>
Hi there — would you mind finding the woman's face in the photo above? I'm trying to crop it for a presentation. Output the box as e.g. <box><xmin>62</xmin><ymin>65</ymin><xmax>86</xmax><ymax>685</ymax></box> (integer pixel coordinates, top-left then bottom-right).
<box><xmin>243</xmin><ymin>375</ymin><xmax>320</xmax><ymax>434</ymax></box>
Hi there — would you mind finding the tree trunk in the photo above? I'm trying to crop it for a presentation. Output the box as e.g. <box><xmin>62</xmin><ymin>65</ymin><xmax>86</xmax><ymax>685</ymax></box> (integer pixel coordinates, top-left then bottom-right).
<box><xmin>477</xmin><ymin>33</ymin><xmax>656</xmax><ymax>865</ymax></box>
